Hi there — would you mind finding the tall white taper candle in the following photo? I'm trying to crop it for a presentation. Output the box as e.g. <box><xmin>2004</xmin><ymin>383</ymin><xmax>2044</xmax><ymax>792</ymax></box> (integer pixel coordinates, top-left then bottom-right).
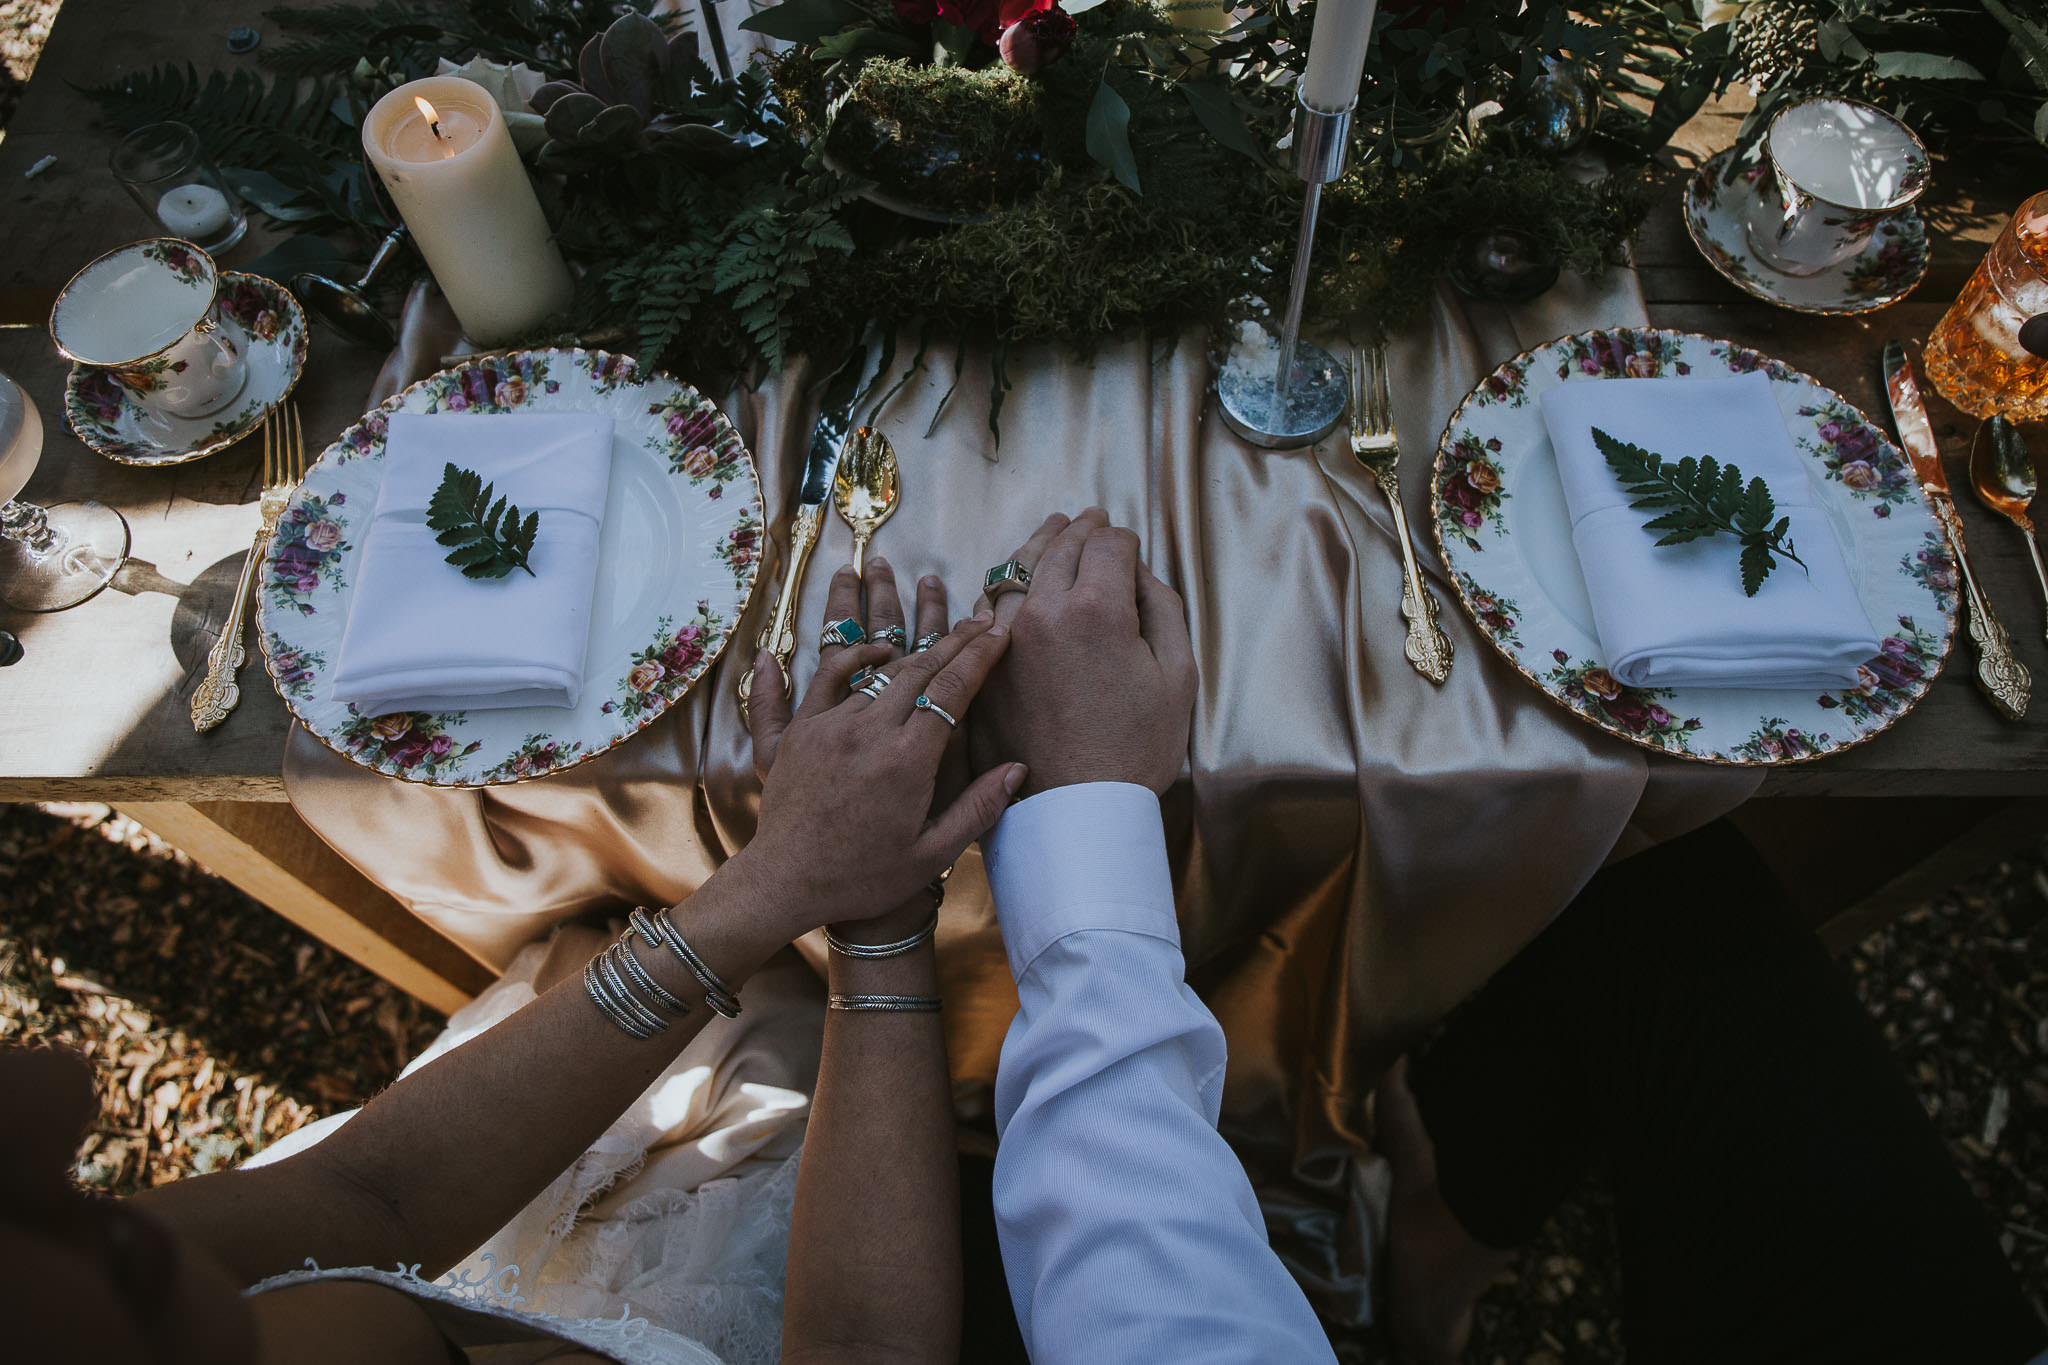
<box><xmin>1300</xmin><ymin>0</ymin><xmax>1377</xmax><ymax>111</ymax></box>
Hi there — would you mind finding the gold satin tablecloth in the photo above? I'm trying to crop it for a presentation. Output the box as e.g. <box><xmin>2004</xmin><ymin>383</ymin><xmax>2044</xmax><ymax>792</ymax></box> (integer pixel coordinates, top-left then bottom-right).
<box><xmin>283</xmin><ymin>270</ymin><xmax>1761</xmax><ymax>1322</ymax></box>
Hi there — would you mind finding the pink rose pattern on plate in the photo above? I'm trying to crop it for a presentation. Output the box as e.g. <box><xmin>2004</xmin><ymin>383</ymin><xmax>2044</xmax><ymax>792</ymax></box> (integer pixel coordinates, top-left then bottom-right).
<box><xmin>607</xmin><ymin>602</ymin><xmax>726</xmax><ymax>721</ymax></box>
<box><xmin>648</xmin><ymin>392</ymin><xmax>748</xmax><ymax>488</ymax></box>
<box><xmin>264</xmin><ymin>633</ymin><xmax>324</xmax><ymax>703</ymax></box>
<box><xmin>266</xmin><ymin>492</ymin><xmax>351</xmax><ymax>616</ymax></box>
<box><xmin>715</xmin><ymin>504</ymin><xmax>762</xmax><ymax>595</ymax></box>
<box><xmin>335</xmin><ymin>706</ymin><xmax>482</xmax><ymax>779</ymax></box>
<box><xmin>1434</xmin><ymin>329</ymin><xmax>1955</xmax><ymax>764</ymax></box>
<box><xmin>1437</xmin><ymin>432</ymin><xmax>1509</xmax><ymax>551</ymax></box>
<box><xmin>1899</xmin><ymin>531</ymin><xmax>1957</xmax><ymax>614</ymax></box>
<box><xmin>1732</xmin><ymin>716</ymin><xmax>1829</xmax><ymax>762</ymax></box>
<box><xmin>416</xmin><ymin>354</ymin><xmax>557</xmax><ymax>415</ymax></box>
<box><xmin>477</xmin><ymin>732</ymin><xmax>587</xmax><ymax>784</ymax></box>
<box><xmin>1455</xmin><ymin>572</ymin><xmax>1522</xmax><ymax>649</ymax></box>
<box><xmin>1817</xmin><ymin>616</ymin><xmax>1944</xmax><ymax>726</ymax></box>
<box><xmin>1544</xmin><ymin>651</ymin><xmax>1703</xmax><ymax>754</ymax></box>
<box><xmin>1796</xmin><ymin>396</ymin><xmax>1914</xmax><ymax>513</ymax></box>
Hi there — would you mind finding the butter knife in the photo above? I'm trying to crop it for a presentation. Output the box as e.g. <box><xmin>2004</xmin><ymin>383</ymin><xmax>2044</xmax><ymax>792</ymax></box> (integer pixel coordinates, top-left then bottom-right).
<box><xmin>738</xmin><ymin>348</ymin><xmax>870</xmax><ymax>717</ymax></box>
<box><xmin>1882</xmin><ymin>340</ymin><xmax>2030</xmax><ymax>721</ymax></box>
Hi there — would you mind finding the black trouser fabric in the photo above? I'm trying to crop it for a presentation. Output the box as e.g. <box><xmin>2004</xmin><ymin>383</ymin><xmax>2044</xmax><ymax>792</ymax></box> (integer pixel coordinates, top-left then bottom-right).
<box><xmin>1408</xmin><ymin>821</ymin><xmax>2046</xmax><ymax>1365</ymax></box>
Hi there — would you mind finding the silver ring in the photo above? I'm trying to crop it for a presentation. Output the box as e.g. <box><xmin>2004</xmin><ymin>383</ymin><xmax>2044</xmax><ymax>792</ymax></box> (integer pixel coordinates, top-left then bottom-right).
<box><xmin>821</xmin><ymin>617</ymin><xmax>865</xmax><ymax>649</ymax></box>
<box><xmin>870</xmin><ymin>624</ymin><xmax>907</xmax><ymax>649</ymax></box>
<box><xmin>984</xmin><ymin>559</ymin><xmax>1032</xmax><ymax>599</ymax></box>
<box><xmin>914</xmin><ymin>694</ymin><xmax>957</xmax><ymax>727</ymax></box>
<box><xmin>912</xmin><ymin>631</ymin><xmax>944</xmax><ymax>653</ymax></box>
<box><xmin>853</xmin><ymin>668</ymin><xmax>892</xmax><ymax>699</ymax></box>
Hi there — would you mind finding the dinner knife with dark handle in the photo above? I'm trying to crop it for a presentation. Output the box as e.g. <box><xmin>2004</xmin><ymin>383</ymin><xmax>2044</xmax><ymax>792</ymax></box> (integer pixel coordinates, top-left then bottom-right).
<box><xmin>1882</xmin><ymin>340</ymin><xmax>2030</xmax><ymax>721</ymax></box>
<box><xmin>737</xmin><ymin>346</ymin><xmax>870</xmax><ymax>718</ymax></box>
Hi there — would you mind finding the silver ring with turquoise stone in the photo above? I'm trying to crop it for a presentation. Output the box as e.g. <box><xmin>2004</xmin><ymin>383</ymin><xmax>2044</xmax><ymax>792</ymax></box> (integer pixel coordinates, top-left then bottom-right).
<box><xmin>821</xmin><ymin>617</ymin><xmax>866</xmax><ymax>649</ymax></box>
<box><xmin>984</xmin><ymin>559</ymin><xmax>1032</xmax><ymax>599</ymax></box>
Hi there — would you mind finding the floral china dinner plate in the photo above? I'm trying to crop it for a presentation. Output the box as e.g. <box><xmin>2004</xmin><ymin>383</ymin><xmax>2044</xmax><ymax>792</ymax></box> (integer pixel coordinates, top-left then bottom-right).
<box><xmin>256</xmin><ymin>348</ymin><xmax>764</xmax><ymax>787</ymax></box>
<box><xmin>1431</xmin><ymin>328</ymin><xmax>1957</xmax><ymax>765</ymax></box>
<box><xmin>1684</xmin><ymin>148</ymin><xmax>1928</xmax><ymax>317</ymax></box>
<box><xmin>63</xmin><ymin>273</ymin><xmax>308</xmax><ymax>466</ymax></box>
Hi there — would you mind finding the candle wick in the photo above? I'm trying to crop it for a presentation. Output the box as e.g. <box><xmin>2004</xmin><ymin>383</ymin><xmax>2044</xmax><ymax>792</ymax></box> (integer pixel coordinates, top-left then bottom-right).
<box><xmin>429</xmin><ymin>119</ymin><xmax>445</xmax><ymax>140</ymax></box>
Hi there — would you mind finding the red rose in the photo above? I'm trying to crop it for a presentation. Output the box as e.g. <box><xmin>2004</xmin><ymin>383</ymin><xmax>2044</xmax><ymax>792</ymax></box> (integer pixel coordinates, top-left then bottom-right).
<box><xmin>1000</xmin><ymin>4</ymin><xmax>1076</xmax><ymax>71</ymax></box>
<box><xmin>937</xmin><ymin>0</ymin><xmax>1002</xmax><ymax>41</ymax></box>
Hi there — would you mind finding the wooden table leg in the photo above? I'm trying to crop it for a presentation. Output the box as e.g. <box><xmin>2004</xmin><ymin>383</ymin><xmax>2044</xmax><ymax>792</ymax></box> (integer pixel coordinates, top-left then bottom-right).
<box><xmin>115</xmin><ymin>801</ymin><xmax>494</xmax><ymax>1015</ymax></box>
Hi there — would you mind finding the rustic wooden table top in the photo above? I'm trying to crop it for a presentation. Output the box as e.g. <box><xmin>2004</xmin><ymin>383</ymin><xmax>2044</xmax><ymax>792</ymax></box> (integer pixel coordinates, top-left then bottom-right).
<box><xmin>1</xmin><ymin>3</ymin><xmax>2043</xmax><ymax>800</ymax></box>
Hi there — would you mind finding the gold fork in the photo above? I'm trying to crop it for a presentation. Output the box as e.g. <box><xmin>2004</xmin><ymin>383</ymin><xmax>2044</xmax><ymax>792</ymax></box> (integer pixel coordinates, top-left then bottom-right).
<box><xmin>192</xmin><ymin>403</ymin><xmax>304</xmax><ymax>731</ymax></box>
<box><xmin>1350</xmin><ymin>346</ymin><xmax>1452</xmax><ymax>684</ymax></box>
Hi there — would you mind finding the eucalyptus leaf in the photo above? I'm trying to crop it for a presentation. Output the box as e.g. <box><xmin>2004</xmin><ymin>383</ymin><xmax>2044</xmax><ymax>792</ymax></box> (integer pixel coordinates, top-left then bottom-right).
<box><xmin>736</xmin><ymin>0</ymin><xmax>867</xmax><ymax>43</ymax></box>
<box><xmin>1871</xmin><ymin>51</ymin><xmax>1986</xmax><ymax>80</ymax></box>
<box><xmin>221</xmin><ymin>166</ymin><xmax>324</xmax><ymax>221</ymax></box>
<box><xmin>239</xmin><ymin>234</ymin><xmax>350</xmax><ymax>287</ymax></box>
<box><xmin>1085</xmin><ymin>80</ymin><xmax>1142</xmax><ymax>195</ymax></box>
<box><xmin>1178</xmin><ymin>79</ymin><xmax>1264</xmax><ymax>162</ymax></box>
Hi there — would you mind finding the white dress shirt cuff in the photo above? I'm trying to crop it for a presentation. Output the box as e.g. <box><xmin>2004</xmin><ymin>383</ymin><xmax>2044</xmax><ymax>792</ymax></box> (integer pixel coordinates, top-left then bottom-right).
<box><xmin>982</xmin><ymin>781</ymin><xmax>1176</xmax><ymax>978</ymax></box>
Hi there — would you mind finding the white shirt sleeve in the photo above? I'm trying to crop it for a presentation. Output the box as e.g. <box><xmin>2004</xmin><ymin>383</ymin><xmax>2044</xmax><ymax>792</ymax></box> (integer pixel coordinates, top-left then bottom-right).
<box><xmin>983</xmin><ymin>782</ymin><xmax>1337</xmax><ymax>1364</ymax></box>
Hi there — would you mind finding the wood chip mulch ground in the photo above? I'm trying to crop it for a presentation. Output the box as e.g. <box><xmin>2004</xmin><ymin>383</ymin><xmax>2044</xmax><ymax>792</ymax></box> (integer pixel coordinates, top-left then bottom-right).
<box><xmin>0</xmin><ymin>802</ymin><xmax>441</xmax><ymax>1193</ymax></box>
<box><xmin>3</xmin><ymin>800</ymin><xmax>2044</xmax><ymax>1360</ymax></box>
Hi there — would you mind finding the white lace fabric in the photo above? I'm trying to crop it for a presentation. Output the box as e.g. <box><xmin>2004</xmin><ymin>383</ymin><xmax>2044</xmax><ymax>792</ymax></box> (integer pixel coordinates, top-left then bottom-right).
<box><xmin>242</xmin><ymin>930</ymin><xmax>824</xmax><ymax>1365</ymax></box>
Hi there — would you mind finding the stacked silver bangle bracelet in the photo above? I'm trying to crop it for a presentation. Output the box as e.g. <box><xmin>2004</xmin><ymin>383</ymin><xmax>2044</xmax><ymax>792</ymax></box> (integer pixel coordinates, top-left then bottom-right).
<box><xmin>826</xmin><ymin>912</ymin><xmax>938</xmax><ymax>959</ymax></box>
<box><xmin>629</xmin><ymin>906</ymin><xmax>743</xmax><ymax>1019</ymax></box>
<box><xmin>581</xmin><ymin>905</ymin><xmax>744</xmax><ymax>1039</ymax></box>
<box><xmin>828</xmin><ymin>993</ymin><xmax>943</xmax><ymax>1013</ymax></box>
<box><xmin>584</xmin><ymin>930</ymin><xmax>687</xmax><ymax>1040</ymax></box>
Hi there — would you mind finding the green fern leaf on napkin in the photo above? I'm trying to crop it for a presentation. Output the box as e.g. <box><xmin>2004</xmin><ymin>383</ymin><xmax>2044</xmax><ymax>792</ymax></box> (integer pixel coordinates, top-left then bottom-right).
<box><xmin>1592</xmin><ymin>427</ymin><xmax>1808</xmax><ymax>598</ymax></box>
<box><xmin>426</xmin><ymin>463</ymin><xmax>540</xmax><ymax>580</ymax></box>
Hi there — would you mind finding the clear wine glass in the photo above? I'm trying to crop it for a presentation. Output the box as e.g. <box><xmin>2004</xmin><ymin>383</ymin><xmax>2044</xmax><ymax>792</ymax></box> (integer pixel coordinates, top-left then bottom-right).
<box><xmin>0</xmin><ymin>369</ymin><xmax>131</xmax><ymax>612</ymax></box>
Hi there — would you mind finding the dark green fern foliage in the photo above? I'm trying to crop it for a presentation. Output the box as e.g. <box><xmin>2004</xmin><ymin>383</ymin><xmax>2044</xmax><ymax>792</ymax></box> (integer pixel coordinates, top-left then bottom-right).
<box><xmin>1594</xmin><ymin>427</ymin><xmax>1808</xmax><ymax>597</ymax></box>
<box><xmin>428</xmin><ymin>464</ymin><xmax>541</xmax><ymax>579</ymax></box>
<box><xmin>259</xmin><ymin>0</ymin><xmax>643</xmax><ymax>82</ymax></box>
<box><xmin>558</xmin><ymin>66</ymin><xmax>868</xmax><ymax>375</ymax></box>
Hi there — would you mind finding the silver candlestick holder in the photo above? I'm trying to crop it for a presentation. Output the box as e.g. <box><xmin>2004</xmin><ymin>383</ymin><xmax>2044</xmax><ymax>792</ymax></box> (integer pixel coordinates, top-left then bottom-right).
<box><xmin>1217</xmin><ymin>93</ymin><xmax>1355</xmax><ymax>449</ymax></box>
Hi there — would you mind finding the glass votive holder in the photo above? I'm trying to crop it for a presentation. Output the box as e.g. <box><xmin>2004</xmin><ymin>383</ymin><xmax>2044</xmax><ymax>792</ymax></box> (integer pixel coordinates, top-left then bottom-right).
<box><xmin>110</xmin><ymin>121</ymin><xmax>248</xmax><ymax>257</ymax></box>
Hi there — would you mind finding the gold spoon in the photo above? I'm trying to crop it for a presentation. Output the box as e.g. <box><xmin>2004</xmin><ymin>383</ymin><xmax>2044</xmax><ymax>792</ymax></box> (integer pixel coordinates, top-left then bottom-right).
<box><xmin>833</xmin><ymin>426</ymin><xmax>899</xmax><ymax>577</ymax></box>
<box><xmin>1969</xmin><ymin>416</ymin><xmax>2048</xmax><ymax>644</ymax></box>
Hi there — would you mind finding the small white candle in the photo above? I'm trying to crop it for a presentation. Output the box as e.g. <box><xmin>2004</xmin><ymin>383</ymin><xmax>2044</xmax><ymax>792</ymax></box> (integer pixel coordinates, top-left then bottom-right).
<box><xmin>157</xmin><ymin>184</ymin><xmax>234</xmax><ymax>240</ymax></box>
<box><xmin>1300</xmin><ymin>0</ymin><xmax>1377</xmax><ymax>112</ymax></box>
<box><xmin>363</xmin><ymin>76</ymin><xmax>575</xmax><ymax>346</ymax></box>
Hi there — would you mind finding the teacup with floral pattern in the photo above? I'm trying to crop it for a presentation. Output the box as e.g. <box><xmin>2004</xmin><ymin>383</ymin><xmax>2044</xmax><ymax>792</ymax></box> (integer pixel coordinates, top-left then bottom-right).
<box><xmin>50</xmin><ymin>238</ymin><xmax>249</xmax><ymax>420</ymax></box>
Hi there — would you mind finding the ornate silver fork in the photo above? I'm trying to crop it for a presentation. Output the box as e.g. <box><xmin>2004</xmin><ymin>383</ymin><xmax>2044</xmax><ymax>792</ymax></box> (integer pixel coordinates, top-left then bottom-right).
<box><xmin>1349</xmin><ymin>346</ymin><xmax>1452</xmax><ymax>684</ymax></box>
<box><xmin>192</xmin><ymin>403</ymin><xmax>304</xmax><ymax>731</ymax></box>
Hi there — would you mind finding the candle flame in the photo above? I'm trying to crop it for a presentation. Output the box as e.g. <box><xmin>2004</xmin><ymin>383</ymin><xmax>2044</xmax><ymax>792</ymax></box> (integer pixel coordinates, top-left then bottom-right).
<box><xmin>413</xmin><ymin>95</ymin><xmax>441</xmax><ymax>128</ymax></box>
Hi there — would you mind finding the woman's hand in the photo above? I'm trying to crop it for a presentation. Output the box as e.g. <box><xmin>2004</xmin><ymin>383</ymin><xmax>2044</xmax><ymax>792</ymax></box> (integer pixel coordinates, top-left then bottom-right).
<box><xmin>742</xmin><ymin>560</ymin><xmax>1025</xmax><ymax>933</ymax></box>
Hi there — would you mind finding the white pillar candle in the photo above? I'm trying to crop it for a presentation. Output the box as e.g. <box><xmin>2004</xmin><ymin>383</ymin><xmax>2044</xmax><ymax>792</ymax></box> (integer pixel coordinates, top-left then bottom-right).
<box><xmin>362</xmin><ymin>75</ymin><xmax>575</xmax><ymax>347</ymax></box>
<box><xmin>1300</xmin><ymin>0</ymin><xmax>1377</xmax><ymax>112</ymax></box>
<box><xmin>156</xmin><ymin>185</ymin><xmax>233</xmax><ymax>240</ymax></box>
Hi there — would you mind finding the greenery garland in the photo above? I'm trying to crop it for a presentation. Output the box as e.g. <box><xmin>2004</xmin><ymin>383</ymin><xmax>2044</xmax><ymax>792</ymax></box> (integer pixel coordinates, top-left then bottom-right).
<box><xmin>76</xmin><ymin>0</ymin><xmax>2048</xmax><ymax>402</ymax></box>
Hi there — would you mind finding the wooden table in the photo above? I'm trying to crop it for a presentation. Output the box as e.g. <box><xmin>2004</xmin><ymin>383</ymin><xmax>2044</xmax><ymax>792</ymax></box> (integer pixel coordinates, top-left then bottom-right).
<box><xmin>4</xmin><ymin>4</ymin><xmax>2044</xmax><ymax>1010</ymax></box>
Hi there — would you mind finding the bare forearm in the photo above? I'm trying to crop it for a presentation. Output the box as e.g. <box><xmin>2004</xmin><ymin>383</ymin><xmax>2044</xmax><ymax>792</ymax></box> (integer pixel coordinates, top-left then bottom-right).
<box><xmin>784</xmin><ymin>914</ymin><xmax>960</xmax><ymax>1363</ymax></box>
<box><xmin>143</xmin><ymin>854</ymin><xmax>797</xmax><ymax>1282</ymax></box>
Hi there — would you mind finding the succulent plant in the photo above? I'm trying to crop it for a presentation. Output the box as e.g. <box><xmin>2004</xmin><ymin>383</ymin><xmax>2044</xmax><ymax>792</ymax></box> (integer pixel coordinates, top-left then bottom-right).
<box><xmin>528</xmin><ymin>11</ymin><xmax>753</xmax><ymax>169</ymax></box>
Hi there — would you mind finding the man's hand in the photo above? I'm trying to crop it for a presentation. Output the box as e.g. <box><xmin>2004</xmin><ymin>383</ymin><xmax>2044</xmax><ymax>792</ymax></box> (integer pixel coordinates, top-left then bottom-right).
<box><xmin>971</xmin><ymin>509</ymin><xmax>1197</xmax><ymax>797</ymax></box>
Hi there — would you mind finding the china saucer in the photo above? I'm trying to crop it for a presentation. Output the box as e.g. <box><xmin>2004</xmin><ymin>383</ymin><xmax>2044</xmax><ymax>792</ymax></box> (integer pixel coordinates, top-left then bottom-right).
<box><xmin>63</xmin><ymin>273</ymin><xmax>309</xmax><ymax>466</ymax></box>
<box><xmin>1683</xmin><ymin>148</ymin><xmax>1928</xmax><ymax>317</ymax></box>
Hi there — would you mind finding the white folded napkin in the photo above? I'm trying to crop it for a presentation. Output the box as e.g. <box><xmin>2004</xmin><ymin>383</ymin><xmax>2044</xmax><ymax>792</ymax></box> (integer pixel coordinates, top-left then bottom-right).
<box><xmin>1538</xmin><ymin>372</ymin><xmax>1880</xmax><ymax>690</ymax></box>
<box><xmin>332</xmin><ymin>412</ymin><xmax>615</xmax><ymax>716</ymax></box>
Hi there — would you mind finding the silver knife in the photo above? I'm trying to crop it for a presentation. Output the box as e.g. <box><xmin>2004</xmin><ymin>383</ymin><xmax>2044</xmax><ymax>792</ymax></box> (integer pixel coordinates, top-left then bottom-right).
<box><xmin>1882</xmin><ymin>340</ymin><xmax>2030</xmax><ymax>721</ymax></box>
<box><xmin>738</xmin><ymin>347</ymin><xmax>871</xmax><ymax>716</ymax></box>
